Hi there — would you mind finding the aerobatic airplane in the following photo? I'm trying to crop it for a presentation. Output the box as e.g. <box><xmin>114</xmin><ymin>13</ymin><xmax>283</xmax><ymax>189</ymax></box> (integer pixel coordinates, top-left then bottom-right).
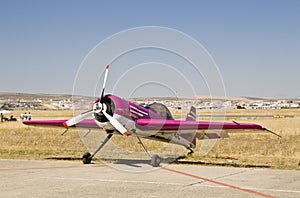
<box><xmin>23</xmin><ymin>65</ymin><xmax>280</xmax><ymax>167</ymax></box>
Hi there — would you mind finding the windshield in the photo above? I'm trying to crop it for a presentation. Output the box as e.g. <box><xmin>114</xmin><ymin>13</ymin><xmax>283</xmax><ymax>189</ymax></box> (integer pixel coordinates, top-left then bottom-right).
<box><xmin>145</xmin><ymin>102</ymin><xmax>174</xmax><ymax>120</ymax></box>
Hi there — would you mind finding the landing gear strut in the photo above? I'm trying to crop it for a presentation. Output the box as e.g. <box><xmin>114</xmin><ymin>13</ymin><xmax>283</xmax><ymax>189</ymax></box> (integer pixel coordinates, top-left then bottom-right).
<box><xmin>82</xmin><ymin>133</ymin><xmax>113</xmax><ymax>164</ymax></box>
<box><xmin>133</xmin><ymin>130</ymin><xmax>161</xmax><ymax>167</ymax></box>
<box><xmin>82</xmin><ymin>131</ymin><xmax>162</xmax><ymax>167</ymax></box>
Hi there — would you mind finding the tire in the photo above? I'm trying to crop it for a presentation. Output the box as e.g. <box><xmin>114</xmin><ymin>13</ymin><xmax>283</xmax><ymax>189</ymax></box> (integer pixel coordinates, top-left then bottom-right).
<box><xmin>150</xmin><ymin>154</ymin><xmax>161</xmax><ymax>167</ymax></box>
<box><xmin>82</xmin><ymin>152</ymin><xmax>92</xmax><ymax>164</ymax></box>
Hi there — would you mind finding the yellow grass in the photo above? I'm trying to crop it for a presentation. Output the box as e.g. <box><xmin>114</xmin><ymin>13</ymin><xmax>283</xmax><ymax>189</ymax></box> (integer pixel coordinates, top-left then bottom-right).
<box><xmin>0</xmin><ymin>110</ymin><xmax>85</xmax><ymax>159</ymax></box>
<box><xmin>0</xmin><ymin>109</ymin><xmax>299</xmax><ymax>169</ymax></box>
<box><xmin>188</xmin><ymin>109</ymin><xmax>300</xmax><ymax>169</ymax></box>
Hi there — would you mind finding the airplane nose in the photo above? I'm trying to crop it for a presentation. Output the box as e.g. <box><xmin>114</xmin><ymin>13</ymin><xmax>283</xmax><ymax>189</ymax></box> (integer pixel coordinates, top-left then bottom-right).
<box><xmin>93</xmin><ymin>102</ymin><xmax>102</xmax><ymax>114</ymax></box>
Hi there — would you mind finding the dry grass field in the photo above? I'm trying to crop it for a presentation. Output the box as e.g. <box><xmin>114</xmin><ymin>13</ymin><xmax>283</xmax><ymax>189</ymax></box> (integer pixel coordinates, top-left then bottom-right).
<box><xmin>0</xmin><ymin>110</ymin><xmax>85</xmax><ymax>160</ymax></box>
<box><xmin>0</xmin><ymin>109</ymin><xmax>299</xmax><ymax>170</ymax></box>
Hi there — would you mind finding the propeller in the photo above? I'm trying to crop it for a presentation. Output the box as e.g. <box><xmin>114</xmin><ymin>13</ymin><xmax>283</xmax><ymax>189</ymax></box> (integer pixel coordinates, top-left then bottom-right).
<box><xmin>63</xmin><ymin>110</ymin><xmax>93</xmax><ymax>128</ymax></box>
<box><xmin>63</xmin><ymin>65</ymin><xmax>129</xmax><ymax>136</ymax></box>
<box><xmin>102</xmin><ymin>103</ymin><xmax>129</xmax><ymax>136</ymax></box>
<box><xmin>100</xmin><ymin>65</ymin><xmax>110</xmax><ymax>100</ymax></box>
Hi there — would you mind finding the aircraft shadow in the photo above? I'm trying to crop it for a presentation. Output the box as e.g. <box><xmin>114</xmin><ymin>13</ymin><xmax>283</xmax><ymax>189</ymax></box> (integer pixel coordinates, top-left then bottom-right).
<box><xmin>99</xmin><ymin>157</ymin><xmax>180</xmax><ymax>167</ymax></box>
<box><xmin>45</xmin><ymin>156</ymin><xmax>271</xmax><ymax>168</ymax></box>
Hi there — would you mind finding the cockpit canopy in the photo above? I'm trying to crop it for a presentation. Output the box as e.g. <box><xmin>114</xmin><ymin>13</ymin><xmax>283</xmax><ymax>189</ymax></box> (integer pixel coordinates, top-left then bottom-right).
<box><xmin>144</xmin><ymin>102</ymin><xmax>174</xmax><ymax>120</ymax></box>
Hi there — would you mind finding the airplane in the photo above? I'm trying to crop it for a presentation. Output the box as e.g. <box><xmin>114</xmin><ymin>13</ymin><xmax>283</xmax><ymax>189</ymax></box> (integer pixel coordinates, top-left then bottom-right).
<box><xmin>23</xmin><ymin>65</ymin><xmax>281</xmax><ymax>167</ymax></box>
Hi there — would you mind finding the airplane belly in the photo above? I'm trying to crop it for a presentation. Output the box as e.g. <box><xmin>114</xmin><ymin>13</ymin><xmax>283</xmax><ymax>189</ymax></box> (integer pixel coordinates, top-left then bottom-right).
<box><xmin>135</xmin><ymin>129</ymin><xmax>195</xmax><ymax>149</ymax></box>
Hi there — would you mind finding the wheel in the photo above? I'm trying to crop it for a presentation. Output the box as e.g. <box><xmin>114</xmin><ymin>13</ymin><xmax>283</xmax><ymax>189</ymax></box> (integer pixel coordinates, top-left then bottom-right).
<box><xmin>82</xmin><ymin>152</ymin><xmax>92</xmax><ymax>164</ymax></box>
<box><xmin>150</xmin><ymin>154</ymin><xmax>161</xmax><ymax>167</ymax></box>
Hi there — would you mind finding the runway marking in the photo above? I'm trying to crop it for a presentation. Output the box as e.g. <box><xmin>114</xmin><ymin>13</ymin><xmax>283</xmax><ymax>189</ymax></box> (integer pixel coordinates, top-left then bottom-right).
<box><xmin>0</xmin><ymin>164</ymin><xmax>106</xmax><ymax>171</ymax></box>
<box><xmin>162</xmin><ymin>167</ymin><xmax>274</xmax><ymax>198</ymax></box>
<box><xmin>242</xmin><ymin>187</ymin><xmax>300</xmax><ymax>194</ymax></box>
<box><xmin>1</xmin><ymin>161</ymin><xmax>299</xmax><ymax>196</ymax></box>
<box><xmin>42</xmin><ymin>176</ymin><xmax>300</xmax><ymax>195</ymax></box>
<box><xmin>43</xmin><ymin>176</ymin><xmax>186</xmax><ymax>186</ymax></box>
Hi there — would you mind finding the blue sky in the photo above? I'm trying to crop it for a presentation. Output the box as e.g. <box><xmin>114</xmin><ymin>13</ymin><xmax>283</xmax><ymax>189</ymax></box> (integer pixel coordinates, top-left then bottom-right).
<box><xmin>0</xmin><ymin>0</ymin><xmax>299</xmax><ymax>98</ymax></box>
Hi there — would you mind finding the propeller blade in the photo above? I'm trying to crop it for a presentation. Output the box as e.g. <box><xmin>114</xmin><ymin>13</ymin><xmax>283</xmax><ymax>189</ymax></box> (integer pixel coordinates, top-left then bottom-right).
<box><xmin>102</xmin><ymin>104</ymin><xmax>129</xmax><ymax>136</ymax></box>
<box><xmin>63</xmin><ymin>110</ymin><xmax>93</xmax><ymax>128</ymax></box>
<box><xmin>100</xmin><ymin>65</ymin><xmax>110</xmax><ymax>100</ymax></box>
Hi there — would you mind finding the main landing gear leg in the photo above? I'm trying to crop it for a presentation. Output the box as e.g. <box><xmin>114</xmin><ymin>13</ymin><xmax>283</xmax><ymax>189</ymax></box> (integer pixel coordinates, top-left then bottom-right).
<box><xmin>133</xmin><ymin>130</ymin><xmax>161</xmax><ymax>167</ymax></box>
<box><xmin>82</xmin><ymin>133</ymin><xmax>113</xmax><ymax>164</ymax></box>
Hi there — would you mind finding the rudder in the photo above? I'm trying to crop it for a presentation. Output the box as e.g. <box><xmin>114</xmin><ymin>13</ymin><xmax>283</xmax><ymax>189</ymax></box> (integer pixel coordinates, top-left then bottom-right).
<box><xmin>185</xmin><ymin>106</ymin><xmax>196</xmax><ymax>121</ymax></box>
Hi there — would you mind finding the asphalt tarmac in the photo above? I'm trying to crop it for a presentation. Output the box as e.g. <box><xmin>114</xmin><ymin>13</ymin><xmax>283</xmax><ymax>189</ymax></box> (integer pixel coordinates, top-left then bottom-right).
<box><xmin>0</xmin><ymin>159</ymin><xmax>299</xmax><ymax>198</ymax></box>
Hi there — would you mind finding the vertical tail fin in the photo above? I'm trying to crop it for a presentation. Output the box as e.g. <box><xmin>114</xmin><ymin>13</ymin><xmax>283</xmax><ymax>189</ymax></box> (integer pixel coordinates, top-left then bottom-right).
<box><xmin>180</xmin><ymin>106</ymin><xmax>197</xmax><ymax>148</ymax></box>
<box><xmin>185</xmin><ymin>106</ymin><xmax>196</xmax><ymax>121</ymax></box>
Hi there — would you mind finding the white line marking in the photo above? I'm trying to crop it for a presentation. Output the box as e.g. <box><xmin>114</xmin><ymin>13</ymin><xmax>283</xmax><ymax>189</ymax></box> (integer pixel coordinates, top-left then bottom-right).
<box><xmin>43</xmin><ymin>177</ymin><xmax>300</xmax><ymax>194</ymax></box>
<box><xmin>42</xmin><ymin>177</ymin><xmax>185</xmax><ymax>186</ymax></box>
<box><xmin>242</xmin><ymin>187</ymin><xmax>300</xmax><ymax>194</ymax></box>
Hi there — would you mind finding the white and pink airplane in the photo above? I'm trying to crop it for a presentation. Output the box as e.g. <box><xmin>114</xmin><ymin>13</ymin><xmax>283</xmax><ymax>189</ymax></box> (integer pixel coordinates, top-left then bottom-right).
<box><xmin>23</xmin><ymin>65</ymin><xmax>280</xmax><ymax>167</ymax></box>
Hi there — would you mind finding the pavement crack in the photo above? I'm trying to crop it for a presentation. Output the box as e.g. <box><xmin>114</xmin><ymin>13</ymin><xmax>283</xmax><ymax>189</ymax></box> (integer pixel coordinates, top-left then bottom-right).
<box><xmin>189</xmin><ymin>169</ymin><xmax>253</xmax><ymax>186</ymax></box>
<box><xmin>213</xmin><ymin>169</ymin><xmax>253</xmax><ymax>180</ymax></box>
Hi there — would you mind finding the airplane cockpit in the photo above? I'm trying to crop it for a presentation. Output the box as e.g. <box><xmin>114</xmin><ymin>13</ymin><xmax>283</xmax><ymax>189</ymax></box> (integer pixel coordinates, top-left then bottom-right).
<box><xmin>144</xmin><ymin>102</ymin><xmax>174</xmax><ymax>120</ymax></box>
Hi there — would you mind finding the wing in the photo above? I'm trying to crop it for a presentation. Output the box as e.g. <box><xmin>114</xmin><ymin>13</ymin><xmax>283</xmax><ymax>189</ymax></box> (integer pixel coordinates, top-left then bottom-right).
<box><xmin>135</xmin><ymin>119</ymin><xmax>264</xmax><ymax>131</ymax></box>
<box><xmin>23</xmin><ymin>119</ymin><xmax>99</xmax><ymax>129</ymax></box>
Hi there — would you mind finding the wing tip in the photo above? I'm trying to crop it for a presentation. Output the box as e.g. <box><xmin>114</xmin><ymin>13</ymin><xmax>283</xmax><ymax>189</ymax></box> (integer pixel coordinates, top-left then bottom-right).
<box><xmin>263</xmin><ymin>128</ymin><xmax>282</xmax><ymax>138</ymax></box>
<box><xmin>63</xmin><ymin>122</ymin><xmax>69</xmax><ymax>129</ymax></box>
